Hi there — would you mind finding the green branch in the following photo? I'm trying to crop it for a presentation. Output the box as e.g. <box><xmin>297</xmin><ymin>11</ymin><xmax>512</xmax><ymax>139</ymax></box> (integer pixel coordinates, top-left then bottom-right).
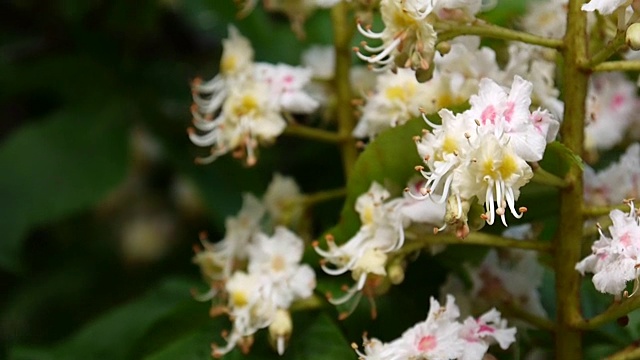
<box><xmin>282</xmin><ymin>124</ymin><xmax>344</xmax><ymax>143</ymax></box>
<box><xmin>498</xmin><ymin>301</ymin><xmax>556</xmax><ymax>332</ymax></box>
<box><xmin>583</xmin><ymin>204</ymin><xmax>629</xmax><ymax>217</ymax></box>
<box><xmin>587</xmin><ymin>31</ymin><xmax>626</xmax><ymax>68</ymax></box>
<box><xmin>331</xmin><ymin>2</ymin><xmax>359</xmax><ymax>180</ymax></box>
<box><xmin>576</xmin><ymin>296</ymin><xmax>640</xmax><ymax>330</ymax></box>
<box><xmin>605</xmin><ymin>345</ymin><xmax>640</xmax><ymax>360</ymax></box>
<box><xmin>302</xmin><ymin>188</ymin><xmax>347</xmax><ymax>206</ymax></box>
<box><xmin>434</xmin><ymin>20</ymin><xmax>563</xmax><ymax>49</ymax></box>
<box><xmin>532</xmin><ymin>166</ymin><xmax>570</xmax><ymax>188</ymax></box>
<box><xmin>592</xmin><ymin>60</ymin><xmax>640</xmax><ymax>72</ymax></box>
<box><xmin>399</xmin><ymin>232</ymin><xmax>552</xmax><ymax>255</ymax></box>
<box><xmin>555</xmin><ymin>0</ymin><xmax>589</xmax><ymax>357</ymax></box>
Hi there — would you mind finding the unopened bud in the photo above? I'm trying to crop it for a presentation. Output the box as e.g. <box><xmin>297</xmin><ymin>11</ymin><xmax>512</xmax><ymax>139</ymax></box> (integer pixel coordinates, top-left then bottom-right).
<box><xmin>387</xmin><ymin>263</ymin><xmax>405</xmax><ymax>285</ymax></box>
<box><xmin>626</xmin><ymin>23</ymin><xmax>640</xmax><ymax>51</ymax></box>
<box><xmin>436</xmin><ymin>41</ymin><xmax>451</xmax><ymax>55</ymax></box>
<box><xmin>269</xmin><ymin>309</ymin><xmax>293</xmax><ymax>355</ymax></box>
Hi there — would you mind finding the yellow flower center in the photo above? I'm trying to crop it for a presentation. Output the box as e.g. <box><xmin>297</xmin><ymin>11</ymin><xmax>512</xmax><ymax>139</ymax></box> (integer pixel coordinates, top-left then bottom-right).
<box><xmin>231</xmin><ymin>290</ymin><xmax>249</xmax><ymax>307</ymax></box>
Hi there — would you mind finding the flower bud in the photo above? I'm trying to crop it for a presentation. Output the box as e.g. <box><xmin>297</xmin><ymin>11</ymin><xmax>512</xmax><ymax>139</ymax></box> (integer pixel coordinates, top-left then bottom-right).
<box><xmin>626</xmin><ymin>23</ymin><xmax>640</xmax><ymax>51</ymax></box>
<box><xmin>387</xmin><ymin>262</ymin><xmax>405</xmax><ymax>285</ymax></box>
<box><xmin>268</xmin><ymin>309</ymin><xmax>292</xmax><ymax>355</ymax></box>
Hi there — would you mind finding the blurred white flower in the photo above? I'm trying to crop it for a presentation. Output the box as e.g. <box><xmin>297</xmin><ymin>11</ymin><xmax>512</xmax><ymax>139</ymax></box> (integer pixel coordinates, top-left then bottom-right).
<box><xmin>584</xmin><ymin>143</ymin><xmax>640</xmax><ymax>206</ymax></box>
<box><xmin>353</xmin><ymin>295</ymin><xmax>516</xmax><ymax>360</ymax></box>
<box><xmin>576</xmin><ymin>201</ymin><xmax>640</xmax><ymax>295</ymax></box>
<box><xmin>585</xmin><ymin>73</ymin><xmax>637</xmax><ymax>152</ymax></box>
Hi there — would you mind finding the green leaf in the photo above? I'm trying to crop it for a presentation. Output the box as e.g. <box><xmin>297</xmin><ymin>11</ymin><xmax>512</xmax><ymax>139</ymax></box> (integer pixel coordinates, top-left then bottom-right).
<box><xmin>541</xmin><ymin>141</ymin><xmax>584</xmax><ymax>177</ymax></box>
<box><xmin>326</xmin><ymin>118</ymin><xmax>425</xmax><ymax>243</ymax></box>
<box><xmin>0</xmin><ymin>104</ymin><xmax>130</xmax><ymax>272</ymax></box>
<box><xmin>10</xmin><ymin>278</ymin><xmax>199</xmax><ymax>360</ymax></box>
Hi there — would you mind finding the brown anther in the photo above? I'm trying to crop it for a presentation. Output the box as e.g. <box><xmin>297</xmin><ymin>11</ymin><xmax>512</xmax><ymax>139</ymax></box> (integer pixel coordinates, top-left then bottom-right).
<box><xmin>418</xmin><ymin>107</ymin><xmax>426</xmax><ymax>114</ymax></box>
<box><xmin>351</xmin><ymin>343</ymin><xmax>359</xmax><ymax>350</ymax></box>
<box><xmin>404</xmin><ymin>187</ymin><xmax>410</xmax><ymax>192</ymax></box>
<box><xmin>352</xmin><ymin>46</ymin><xmax>360</xmax><ymax>53</ymax></box>
<box><xmin>480</xmin><ymin>213</ymin><xmax>489</xmax><ymax>220</ymax></box>
<box><xmin>311</xmin><ymin>240</ymin><xmax>319</xmax><ymax>247</ymax></box>
<box><xmin>319</xmin><ymin>259</ymin><xmax>328</xmax><ymax>265</ymax></box>
<box><xmin>356</xmin><ymin>141</ymin><xmax>366</xmax><ymax>149</ymax></box>
<box><xmin>475</xmin><ymin>119</ymin><xmax>481</xmax><ymax>126</ymax></box>
<box><xmin>221</xmin><ymin>329</ymin><xmax>229</xmax><ymax>338</ymax></box>
<box><xmin>341</xmin><ymin>284</ymin><xmax>350</xmax><ymax>291</ymax></box>
<box><xmin>338</xmin><ymin>312</ymin><xmax>349</xmax><ymax>320</ymax></box>
<box><xmin>635</xmin><ymin>263</ymin><xmax>640</xmax><ymax>269</ymax></box>
<box><xmin>198</xmin><ymin>231</ymin><xmax>208</xmax><ymax>241</ymax></box>
<box><xmin>519</xmin><ymin>207</ymin><xmax>528</xmax><ymax>213</ymax></box>
<box><xmin>187</xmin><ymin>127</ymin><xmax>196</xmax><ymax>135</ymax></box>
<box><xmin>415</xmin><ymin>165</ymin><xmax>425</xmax><ymax>171</ymax></box>
<box><xmin>464</xmin><ymin>132</ymin><xmax>471</xmax><ymax>139</ymax></box>
<box><xmin>433</xmin><ymin>227</ymin><xmax>439</xmax><ymax>235</ymax></box>
<box><xmin>325</xmin><ymin>234</ymin><xmax>335</xmax><ymax>242</ymax></box>
<box><xmin>413</xmin><ymin>135</ymin><xmax>421</xmax><ymax>142</ymax></box>
<box><xmin>496</xmin><ymin>207</ymin><xmax>505</xmax><ymax>216</ymax></box>
<box><xmin>325</xmin><ymin>291</ymin><xmax>333</xmax><ymax>299</ymax></box>
<box><xmin>424</xmin><ymin>155</ymin><xmax>430</xmax><ymax>161</ymax></box>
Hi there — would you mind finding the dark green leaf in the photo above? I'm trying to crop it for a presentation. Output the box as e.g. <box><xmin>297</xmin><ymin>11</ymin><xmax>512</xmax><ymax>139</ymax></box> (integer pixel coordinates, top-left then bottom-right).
<box><xmin>0</xmin><ymin>104</ymin><xmax>130</xmax><ymax>272</ymax></box>
<box><xmin>10</xmin><ymin>278</ymin><xmax>199</xmax><ymax>360</ymax></box>
<box><xmin>326</xmin><ymin>118</ymin><xmax>425</xmax><ymax>243</ymax></box>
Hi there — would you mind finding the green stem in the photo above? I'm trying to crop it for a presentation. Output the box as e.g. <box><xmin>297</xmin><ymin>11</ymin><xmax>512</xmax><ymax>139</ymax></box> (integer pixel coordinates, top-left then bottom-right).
<box><xmin>587</xmin><ymin>12</ymin><xmax>640</xmax><ymax>68</ymax></box>
<box><xmin>587</xmin><ymin>31</ymin><xmax>626</xmax><ymax>68</ymax></box>
<box><xmin>290</xmin><ymin>294</ymin><xmax>325</xmax><ymax>312</ymax></box>
<box><xmin>532</xmin><ymin>165</ymin><xmax>570</xmax><ymax>188</ymax></box>
<box><xmin>399</xmin><ymin>232</ymin><xmax>552</xmax><ymax>255</ymax></box>
<box><xmin>583</xmin><ymin>204</ymin><xmax>629</xmax><ymax>217</ymax></box>
<box><xmin>331</xmin><ymin>2</ymin><xmax>358</xmax><ymax>180</ymax></box>
<box><xmin>593</xmin><ymin>60</ymin><xmax>640</xmax><ymax>72</ymax></box>
<box><xmin>498</xmin><ymin>301</ymin><xmax>556</xmax><ymax>332</ymax></box>
<box><xmin>576</xmin><ymin>296</ymin><xmax>640</xmax><ymax>330</ymax></box>
<box><xmin>605</xmin><ymin>345</ymin><xmax>640</xmax><ymax>360</ymax></box>
<box><xmin>434</xmin><ymin>20</ymin><xmax>564</xmax><ymax>49</ymax></box>
<box><xmin>282</xmin><ymin>124</ymin><xmax>344</xmax><ymax>143</ymax></box>
<box><xmin>555</xmin><ymin>1</ymin><xmax>589</xmax><ymax>357</ymax></box>
<box><xmin>302</xmin><ymin>188</ymin><xmax>347</xmax><ymax>206</ymax></box>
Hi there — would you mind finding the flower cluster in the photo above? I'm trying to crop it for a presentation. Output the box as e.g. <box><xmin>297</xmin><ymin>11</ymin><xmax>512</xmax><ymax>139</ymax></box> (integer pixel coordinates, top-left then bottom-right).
<box><xmin>353</xmin><ymin>295</ymin><xmax>516</xmax><ymax>360</ymax></box>
<box><xmin>192</xmin><ymin>175</ymin><xmax>315</xmax><ymax>357</ymax></box>
<box><xmin>313</xmin><ymin>181</ymin><xmax>446</xmax><ymax>317</ymax></box>
<box><xmin>235</xmin><ymin>0</ymin><xmax>341</xmax><ymax>37</ymax></box>
<box><xmin>412</xmin><ymin>76</ymin><xmax>559</xmax><ymax>231</ymax></box>
<box><xmin>353</xmin><ymin>36</ymin><xmax>501</xmax><ymax>139</ymax></box>
<box><xmin>584</xmin><ymin>143</ymin><xmax>640</xmax><ymax>207</ymax></box>
<box><xmin>188</xmin><ymin>26</ymin><xmax>318</xmax><ymax>166</ymax></box>
<box><xmin>355</xmin><ymin>0</ymin><xmax>483</xmax><ymax>73</ymax></box>
<box><xmin>584</xmin><ymin>73</ymin><xmax>638</xmax><ymax>153</ymax></box>
<box><xmin>576</xmin><ymin>201</ymin><xmax>640</xmax><ymax>296</ymax></box>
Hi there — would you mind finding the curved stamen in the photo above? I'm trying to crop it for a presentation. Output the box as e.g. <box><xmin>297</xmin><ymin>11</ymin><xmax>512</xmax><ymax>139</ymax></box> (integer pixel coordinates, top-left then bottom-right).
<box><xmin>189</xmin><ymin>129</ymin><xmax>221</xmax><ymax>147</ymax></box>
<box><xmin>357</xmin><ymin>23</ymin><xmax>385</xmax><ymax>39</ymax></box>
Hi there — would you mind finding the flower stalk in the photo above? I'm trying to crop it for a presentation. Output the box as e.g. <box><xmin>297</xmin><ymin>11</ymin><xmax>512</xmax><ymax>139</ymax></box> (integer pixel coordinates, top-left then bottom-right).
<box><xmin>331</xmin><ymin>2</ymin><xmax>358</xmax><ymax>180</ymax></box>
<box><xmin>283</xmin><ymin>124</ymin><xmax>344</xmax><ymax>143</ymax></box>
<box><xmin>435</xmin><ymin>20</ymin><xmax>564</xmax><ymax>49</ymax></box>
<box><xmin>399</xmin><ymin>232</ymin><xmax>553</xmax><ymax>256</ymax></box>
<box><xmin>555</xmin><ymin>0</ymin><xmax>589</xmax><ymax>357</ymax></box>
